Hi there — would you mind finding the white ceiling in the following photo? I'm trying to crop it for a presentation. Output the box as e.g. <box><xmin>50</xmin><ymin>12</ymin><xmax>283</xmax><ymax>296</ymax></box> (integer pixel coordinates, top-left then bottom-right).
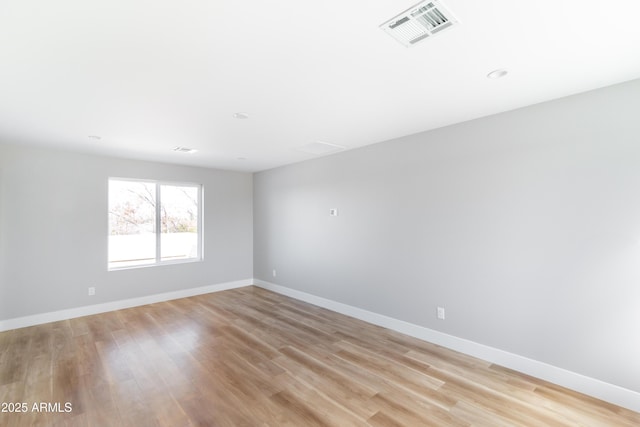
<box><xmin>1</xmin><ymin>0</ymin><xmax>640</xmax><ymax>173</ymax></box>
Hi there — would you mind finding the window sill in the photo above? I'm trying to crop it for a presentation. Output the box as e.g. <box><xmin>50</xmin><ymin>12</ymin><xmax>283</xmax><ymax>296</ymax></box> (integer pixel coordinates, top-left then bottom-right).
<box><xmin>108</xmin><ymin>258</ymin><xmax>203</xmax><ymax>271</ymax></box>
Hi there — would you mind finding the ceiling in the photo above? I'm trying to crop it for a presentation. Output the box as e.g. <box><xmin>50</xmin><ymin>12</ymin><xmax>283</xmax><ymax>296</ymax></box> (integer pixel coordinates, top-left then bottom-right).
<box><xmin>1</xmin><ymin>0</ymin><xmax>640</xmax><ymax>173</ymax></box>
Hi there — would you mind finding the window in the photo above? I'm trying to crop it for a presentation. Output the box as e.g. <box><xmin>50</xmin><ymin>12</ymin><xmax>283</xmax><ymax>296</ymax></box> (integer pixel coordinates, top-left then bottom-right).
<box><xmin>108</xmin><ymin>179</ymin><xmax>202</xmax><ymax>269</ymax></box>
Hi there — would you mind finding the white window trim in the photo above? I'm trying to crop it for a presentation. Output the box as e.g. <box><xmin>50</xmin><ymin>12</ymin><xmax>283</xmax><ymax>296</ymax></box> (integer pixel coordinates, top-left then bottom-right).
<box><xmin>108</xmin><ymin>177</ymin><xmax>203</xmax><ymax>271</ymax></box>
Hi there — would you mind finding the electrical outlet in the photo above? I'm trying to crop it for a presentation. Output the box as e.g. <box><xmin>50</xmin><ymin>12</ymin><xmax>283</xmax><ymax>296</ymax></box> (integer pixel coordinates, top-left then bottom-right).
<box><xmin>272</xmin><ymin>269</ymin><xmax>277</xmax><ymax>278</ymax></box>
<box><xmin>329</xmin><ymin>208</ymin><xmax>339</xmax><ymax>216</ymax></box>
<box><xmin>88</xmin><ymin>287</ymin><xmax>96</xmax><ymax>296</ymax></box>
<box><xmin>437</xmin><ymin>306</ymin><xmax>445</xmax><ymax>320</ymax></box>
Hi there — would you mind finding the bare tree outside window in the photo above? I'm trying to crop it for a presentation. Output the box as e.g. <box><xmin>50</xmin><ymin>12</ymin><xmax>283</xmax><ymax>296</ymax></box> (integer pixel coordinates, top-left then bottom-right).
<box><xmin>160</xmin><ymin>184</ymin><xmax>199</xmax><ymax>261</ymax></box>
<box><xmin>108</xmin><ymin>179</ymin><xmax>201</xmax><ymax>269</ymax></box>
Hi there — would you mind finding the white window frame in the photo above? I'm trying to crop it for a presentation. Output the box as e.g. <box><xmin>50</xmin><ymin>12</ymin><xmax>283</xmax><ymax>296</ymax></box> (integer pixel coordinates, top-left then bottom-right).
<box><xmin>108</xmin><ymin>177</ymin><xmax>203</xmax><ymax>270</ymax></box>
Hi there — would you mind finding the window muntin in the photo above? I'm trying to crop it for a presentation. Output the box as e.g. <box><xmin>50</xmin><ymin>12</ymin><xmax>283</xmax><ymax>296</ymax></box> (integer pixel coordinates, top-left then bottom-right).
<box><xmin>108</xmin><ymin>179</ymin><xmax>201</xmax><ymax>269</ymax></box>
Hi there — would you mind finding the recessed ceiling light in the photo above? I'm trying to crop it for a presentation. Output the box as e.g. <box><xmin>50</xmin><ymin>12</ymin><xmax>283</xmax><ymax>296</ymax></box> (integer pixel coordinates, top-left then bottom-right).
<box><xmin>487</xmin><ymin>69</ymin><xmax>508</xmax><ymax>79</ymax></box>
<box><xmin>88</xmin><ymin>135</ymin><xmax>101</xmax><ymax>140</ymax></box>
<box><xmin>233</xmin><ymin>112</ymin><xmax>249</xmax><ymax>119</ymax></box>
<box><xmin>173</xmin><ymin>146</ymin><xmax>198</xmax><ymax>154</ymax></box>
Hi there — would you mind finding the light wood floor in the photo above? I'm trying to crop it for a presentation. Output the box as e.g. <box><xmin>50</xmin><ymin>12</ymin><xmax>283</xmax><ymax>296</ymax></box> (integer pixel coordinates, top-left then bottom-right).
<box><xmin>1</xmin><ymin>286</ymin><xmax>638</xmax><ymax>426</ymax></box>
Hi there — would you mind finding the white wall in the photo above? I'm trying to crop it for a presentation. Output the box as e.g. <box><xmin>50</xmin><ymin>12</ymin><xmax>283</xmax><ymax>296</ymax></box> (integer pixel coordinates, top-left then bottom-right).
<box><xmin>0</xmin><ymin>144</ymin><xmax>253</xmax><ymax>320</ymax></box>
<box><xmin>254</xmin><ymin>78</ymin><xmax>640</xmax><ymax>394</ymax></box>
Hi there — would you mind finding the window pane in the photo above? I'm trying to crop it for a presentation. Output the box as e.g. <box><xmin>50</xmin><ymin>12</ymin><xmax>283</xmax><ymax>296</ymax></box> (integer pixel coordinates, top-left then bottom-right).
<box><xmin>108</xmin><ymin>180</ymin><xmax>156</xmax><ymax>268</ymax></box>
<box><xmin>160</xmin><ymin>184</ymin><xmax>199</xmax><ymax>261</ymax></box>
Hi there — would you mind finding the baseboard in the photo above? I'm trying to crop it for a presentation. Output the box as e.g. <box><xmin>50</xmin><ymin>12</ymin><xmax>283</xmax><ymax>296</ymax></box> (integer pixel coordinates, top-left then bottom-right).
<box><xmin>254</xmin><ymin>279</ymin><xmax>640</xmax><ymax>413</ymax></box>
<box><xmin>0</xmin><ymin>279</ymin><xmax>252</xmax><ymax>332</ymax></box>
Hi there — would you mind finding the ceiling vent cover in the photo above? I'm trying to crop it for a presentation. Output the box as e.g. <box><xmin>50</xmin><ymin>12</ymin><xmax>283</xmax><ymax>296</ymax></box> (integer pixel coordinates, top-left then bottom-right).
<box><xmin>297</xmin><ymin>141</ymin><xmax>345</xmax><ymax>156</ymax></box>
<box><xmin>380</xmin><ymin>0</ymin><xmax>458</xmax><ymax>47</ymax></box>
<box><xmin>173</xmin><ymin>146</ymin><xmax>198</xmax><ymax>154</ymax></box>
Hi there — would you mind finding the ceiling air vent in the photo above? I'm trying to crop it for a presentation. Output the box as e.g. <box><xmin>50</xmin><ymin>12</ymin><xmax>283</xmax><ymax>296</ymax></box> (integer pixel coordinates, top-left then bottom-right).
<box><xmin>380</xmin><ymin>0</ymin><xmax>458</xmax><ymax>47</ymax></box>
<box><xmin>297</xmin><ymin>141</ymin><xmax>345</xmax><ymax>156</ymax></box>
<box><xmin>173</xmin><ymin>146</ymin><xmax>198</xmax><ymax>154</ymax></box>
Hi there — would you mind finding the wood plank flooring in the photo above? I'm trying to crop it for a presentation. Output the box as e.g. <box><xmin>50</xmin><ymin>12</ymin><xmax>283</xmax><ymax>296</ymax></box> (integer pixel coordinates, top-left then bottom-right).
<box><xmin>1</xmin><ymin>286</ymin><xmax>638</xmax><ymax>426</ymax></box>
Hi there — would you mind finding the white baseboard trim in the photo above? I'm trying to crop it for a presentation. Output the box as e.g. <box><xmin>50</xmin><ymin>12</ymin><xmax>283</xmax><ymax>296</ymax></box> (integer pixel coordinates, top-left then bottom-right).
<box><xmin>254</xmin><ymin>279</ymin><xmax>640</xmax><ymax>413</ymax></box>
<box><xmin>0</xmin><ymin>279</ymin><xmax>252</xmax><ymax>332</ymax></box>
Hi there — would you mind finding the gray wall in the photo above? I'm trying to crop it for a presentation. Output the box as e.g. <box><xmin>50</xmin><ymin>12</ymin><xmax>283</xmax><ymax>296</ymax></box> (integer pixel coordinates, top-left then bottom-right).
<box><xmin>254</xmin><ymin>78</ymin><xmax>640</xmax><ymax>393</ymax></box>
<box><xmin>0</xmin><ymin>144</ymin><xmax>253</xmax><ymax>320</ymax></box>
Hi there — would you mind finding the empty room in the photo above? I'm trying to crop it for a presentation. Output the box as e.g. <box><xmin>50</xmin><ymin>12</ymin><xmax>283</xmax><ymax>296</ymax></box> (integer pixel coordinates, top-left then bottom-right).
<box><xmin>1</xmin><ymin>0</ymin><xmax>640</xmax><ymax>425</ymax></box>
